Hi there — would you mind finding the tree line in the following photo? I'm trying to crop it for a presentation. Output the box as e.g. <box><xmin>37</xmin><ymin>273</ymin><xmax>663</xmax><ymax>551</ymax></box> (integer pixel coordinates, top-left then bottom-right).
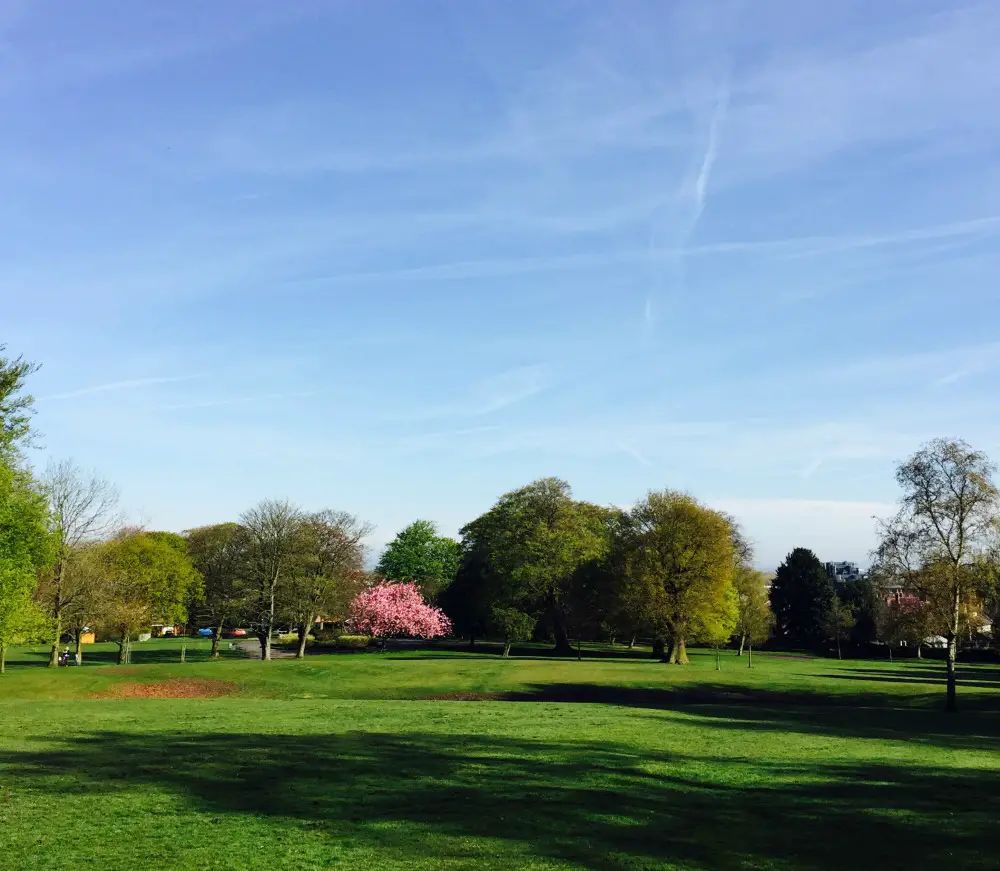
<box><xmin>2</xmin><ymin>345</ymin><xmax>999</xmax><ymax>711</ymax></box>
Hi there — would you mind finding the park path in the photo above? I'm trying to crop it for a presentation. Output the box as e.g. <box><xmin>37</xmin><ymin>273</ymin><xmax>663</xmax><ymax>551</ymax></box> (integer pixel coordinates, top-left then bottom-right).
<box><xmin>234</xmin><ymin>638</ymin><xmax>296</xmax><ymax>659</ymax></box>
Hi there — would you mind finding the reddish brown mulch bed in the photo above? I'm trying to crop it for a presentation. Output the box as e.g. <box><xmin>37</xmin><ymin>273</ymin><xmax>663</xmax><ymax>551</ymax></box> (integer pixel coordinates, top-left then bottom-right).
<box><xmin>93</xmin><ymin>678</ymin><xmax>238</xmax><ymax>699</ymax></box>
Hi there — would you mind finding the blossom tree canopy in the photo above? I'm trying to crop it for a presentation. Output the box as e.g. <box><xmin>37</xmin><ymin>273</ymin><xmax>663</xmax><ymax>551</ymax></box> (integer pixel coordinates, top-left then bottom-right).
<box><xmin>348</xmin><ymin>581</ymin><xmax>452</xmax><ymax>639</ymax></box>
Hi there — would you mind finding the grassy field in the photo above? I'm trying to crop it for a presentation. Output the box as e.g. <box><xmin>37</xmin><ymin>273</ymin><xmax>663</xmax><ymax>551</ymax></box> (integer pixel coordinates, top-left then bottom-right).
<box><xmin>1</xmin><ymin>642</ymin><xmax>998</xmax><ymax>870</ymax></box>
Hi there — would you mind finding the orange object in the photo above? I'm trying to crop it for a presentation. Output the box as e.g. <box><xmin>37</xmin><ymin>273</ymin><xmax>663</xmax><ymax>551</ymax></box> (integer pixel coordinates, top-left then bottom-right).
<box><xmin>80</xmin><ymin>632</ymin><xmax>96</xmax><ymax>645</ymax></box>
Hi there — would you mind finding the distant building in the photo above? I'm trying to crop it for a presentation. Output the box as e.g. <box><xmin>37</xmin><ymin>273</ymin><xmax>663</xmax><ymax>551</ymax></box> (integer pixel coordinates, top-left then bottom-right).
<box><xmin>825</xmin><ymin>561</ymin><xmax>863</xmax><ymax>584</ymax></box>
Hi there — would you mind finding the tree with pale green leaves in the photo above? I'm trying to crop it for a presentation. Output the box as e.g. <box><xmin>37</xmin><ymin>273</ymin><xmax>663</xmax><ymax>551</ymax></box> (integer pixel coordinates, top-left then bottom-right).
<box><xmin>377</xmin><ymin>519</ymin><xmax>459</xmax><ymax>601</ymax></box>
<box><xmin>822</xmin><ymin>596</ymin><xmax>856</xmax><ymax>660</ymax></box>
<box><xmin>98</xmin><ymin>530</ymin><xmax>202</xmax><ymax>664</ymax></box>
<box><xmin>622</xmin><ymin>491</ymin><xmax>737</xmax><ymax>664</ymax></box>
<box><xmin>733</xmin><ymin>565</ymin><xmax>774</xmax><ymax>657</ymax></box>
<box><xmin>874</xmin><ymin>438</ymin><xmax>999</xmax><ymax>712</ymax></box>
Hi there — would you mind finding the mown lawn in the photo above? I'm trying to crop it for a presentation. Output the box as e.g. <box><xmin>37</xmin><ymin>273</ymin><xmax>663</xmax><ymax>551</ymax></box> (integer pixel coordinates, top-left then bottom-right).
<box><xmin>1</xmin><ymin>643</ymin><xmax>998</xmax><ymax>870</ymax></box>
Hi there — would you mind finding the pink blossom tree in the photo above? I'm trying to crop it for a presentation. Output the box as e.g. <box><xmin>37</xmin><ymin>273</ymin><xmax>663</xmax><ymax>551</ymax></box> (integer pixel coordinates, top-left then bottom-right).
<box><xmin>348</xmin><ymin>581</ymin><xmax>452</xmax><ymax>639</ymax></box>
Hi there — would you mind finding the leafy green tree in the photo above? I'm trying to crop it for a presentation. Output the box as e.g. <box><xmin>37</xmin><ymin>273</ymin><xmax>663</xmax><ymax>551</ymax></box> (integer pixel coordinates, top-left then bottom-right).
<box><xmin>623</xmin><ymin>491</ymin><xmax>737</xmax><ymax>664</ymax></box>
<box><xmin>0</xmin><ymin>345</ymin><xmax>39</xmax><ymax>459</ymax></box>
<box><xmin>490</xmin><ymin>606</ymin><xmax>535</xmax><ymax>658</ymax></box>
<box><xmin>458</xmin><ymin>478</ymin><xmax>610</xmax><ymax>655</ymax></box>
<box><xmin>874</xmin><ymin>438</ymin><xmax>999</xmax><ymax>711</ymax></box>
<box><xmin>0</xmin><ymin>462</ymin><xmax>54</xmax><ymax>672</ymax></box>
<box><xmin>769</xmin><ymin>548</ymin><xmax>835</xmax><ymax>648</ymax></box>
<box><xmin>377</xmin><ymin>520</ymin><xmax>459</xmax><ymax>601</ymax></box>
<box><xmin>184</xmin><ymin>522</ymin><xmax>247</xmax><ymax>657</ymax></box>
<box><xmin>733</xmin><ymin>565</ymin><xmax>774</xmax><ymax>656</ymax></box>
<box><xmin>822</xmin><ymin>597</ymin><xmax>856</xmax><ymax>660</ymax></box>
<box><xmin>98</xmin><ymin>530</ymin><xmax>202</xmax><ymax>664</ymax></box>
<box><xmin>283</xmin><ymin>510</ymin><xmax>372</xmax><ymax>658</ymax></box>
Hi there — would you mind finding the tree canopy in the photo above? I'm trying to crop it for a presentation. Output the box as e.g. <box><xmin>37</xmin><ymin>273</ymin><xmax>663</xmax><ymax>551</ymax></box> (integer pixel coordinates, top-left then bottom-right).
<box><xmin>376</xmin><ymin>519</ymin><xmax>459</xmax><ymax>601</ymax></box>
<box><xmin>769</xmin><ymin>547</ymin><xmax>835</xmax><ymax>648</ymax></box>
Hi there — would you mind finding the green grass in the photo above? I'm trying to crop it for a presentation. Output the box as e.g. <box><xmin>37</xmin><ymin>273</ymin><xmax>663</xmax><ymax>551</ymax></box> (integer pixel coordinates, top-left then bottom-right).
<box><xmin>1</xmin><ymin>642</ymin><xmax>998</xmax><ymax>870</ymax></box>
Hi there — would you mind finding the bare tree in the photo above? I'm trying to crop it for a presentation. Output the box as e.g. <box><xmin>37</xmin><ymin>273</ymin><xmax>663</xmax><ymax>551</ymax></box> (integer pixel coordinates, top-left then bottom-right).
<box><xmin>239</xmin><ymin>499</ymin><xmax>304</xmax><ymax>661</ymax></box>
<box><xmin>874</xmin><ymin>439</ymin><xmax>999</xmax><ymax>712</ymax></box>
<box><xmin>283</xmin><ymin>510</ymin><xmax>373</xmax><ymax>658</ymax></box>
<box><xmin>39</xmin><ymin>459</ymin><xmax>120</xmax><ymax>666</ymax></box>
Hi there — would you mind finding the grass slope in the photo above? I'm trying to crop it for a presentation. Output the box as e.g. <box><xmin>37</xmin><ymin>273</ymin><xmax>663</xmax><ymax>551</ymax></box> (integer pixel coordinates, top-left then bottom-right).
<box><xmin>1</xmin><ymin>643</ymin><xmax>998</xmax><ymax>871</ymax></box>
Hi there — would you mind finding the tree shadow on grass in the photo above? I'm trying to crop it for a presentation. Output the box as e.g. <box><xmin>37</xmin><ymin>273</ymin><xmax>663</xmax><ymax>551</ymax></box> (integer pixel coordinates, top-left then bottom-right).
<box><xmin>3</xmin><ymin>728</ymin><xmax>997</xmax><ymax>871</ymax></box>
<box><xmin>830</xmin><ymin>665</ymin><xmax>1000</xmax><ymax>690</ymax></box>
<box><xmin>492</xmin><ymin>683</ymin><xmax>1000</xmax><ymax>753</ymax></box>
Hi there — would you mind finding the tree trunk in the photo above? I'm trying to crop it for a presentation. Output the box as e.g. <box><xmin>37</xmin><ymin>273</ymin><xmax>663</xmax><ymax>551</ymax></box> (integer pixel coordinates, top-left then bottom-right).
<box><xmin>916</xmin><ymin>642</ymin><xmax>922</xmax><ymax>660</ymax></box>
<box><xmin>49</xmin><ymin>608</ymin><xmax>62</xmax><ymax>668</ymax></box>
<box><xmin>0</xmin><ymin>641</ymin><xmax>6</xmax><ymax>674</ymax></box>
<box><xmin>747</xmin><ymin>640</ymin><xmax>752</xmax><ymax>669</ymax></box>
<box><xmin>258</xmin><ymin>630</ymin><xmax>271</xmax><ymax>661</ymax></box>
<box><xmin>738</xmin><ymin>633</ymin><xmax>746</xmax><ymax>656</ymax></box>
<box><xmin>576</xmin><ymin>638</ymin><xmax>583</xmax><ymax>661</ymax></box>
<box><xmin>628</xmin><ymin>635</ymin><xmax>636</xmax><ymax>649</ymax></box>
<box><xmin>116</xmin><ymin>637</ymin><xmax>126</xmax><ymax>665</ymax></box>
<box><xmin>667</xmin><ymin>636</ymin><xmax>688</xmax><ymax>664</ymax></box>
<box><xmin>48</xmin><ymin>559</ymin><xmax>66</xmax><ymax>668</ymax></box>
<box><xmin>469</xmin><ymin>634</ymin><xmax>476</xmax><ymax>650</ymax></box>
<box><xmin>74</xmin><ymin>628</ymin><xmax>83</xmax><ymax>666</ymax></box>
<box><xmin>946</xmin><ymin>579</ymin><xmax>961</xmax><ymax>713</ymax></box>
<box><xmin>503</xmin><ymin>641</ymin><xmax>511</xmax><ymax>658</ymax></box>
<box><xmin>550</xmin><ymin>600</ymin><xmax>572</xmax><ymax>656</ymax></box>
<box><xmin>888</xmin><ymin>645</ymin><xmax>893</xmax><ymax>663</ymax></box>
<box><xmin>836</xmin><ymin>637</ymin><xmax>842</xmax><ymax>660</ymax></box>
<box><xmin>210</xmin><ymin>620</ymin><xmax>223</xmax><ymax>659</ymax></box>
<box><xmin>295</xmin><ymin>620</ymin><xmax>312</xmax><ymax>659</ymax></box>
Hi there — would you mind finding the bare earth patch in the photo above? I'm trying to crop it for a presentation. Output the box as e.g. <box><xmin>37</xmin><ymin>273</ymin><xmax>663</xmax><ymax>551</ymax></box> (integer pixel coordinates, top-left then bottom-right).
<box><xmin>93</xmin><ymin>678</ymin><xmax>238</xmax><ymax>699</ymax></box>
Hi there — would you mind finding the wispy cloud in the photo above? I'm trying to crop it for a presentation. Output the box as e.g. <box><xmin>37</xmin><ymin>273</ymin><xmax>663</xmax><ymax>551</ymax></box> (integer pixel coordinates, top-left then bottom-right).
<box><xmin>276</xmin><ymin>214</ymin><xmax>1000</xmax><ymax>290</ymax></box>
<box><xmin>692</xmin><ymin>76</ymin><xmax>730</xmax><ymax>228</ymax></box>
<box><xmin>161</xmin><ymin>389</ymin><xmax>324</xmax><ymax>411</ymax></box>
<box><xmin>40</xmin><ymin>375</ymin><xmax>203</xmax><ymax>401</ymax></box>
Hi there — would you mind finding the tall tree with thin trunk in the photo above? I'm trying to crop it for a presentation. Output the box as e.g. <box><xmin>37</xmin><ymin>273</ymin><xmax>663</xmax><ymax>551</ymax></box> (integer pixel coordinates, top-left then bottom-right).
<box><xmin>874</xmin><ymin>438</ymin><xmax>999</xmax><ymax>712</ymax></box>
<box><xmin>39</xmin><ymin>460</ymin><xmax>120</xmax><ymax>666</ymax></box>
<box><xmin>239</xmin><ymin>499</ymin><xmax>304</xmax><ymax>661</ymax></box>
<box><xmin>284</xmin><ymin>510</ymin><xmax>372</xmax><ymax>659</ymax></box>
<box><xmin>733</xmin><ymin>565</ymin><xmax>774</xmax><ymax>656</ymax></box>
<box><xmin>822</xmin><ymin>597</ymin><xmax>856</xmax><ymax>660</ymax></box>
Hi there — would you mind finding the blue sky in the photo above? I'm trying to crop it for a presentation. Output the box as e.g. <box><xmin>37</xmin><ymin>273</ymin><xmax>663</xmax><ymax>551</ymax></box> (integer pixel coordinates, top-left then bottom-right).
<box><xmin>4</xmin><ymin>0</ymin><xmax>999</xmax><ymax>568</ymax></box>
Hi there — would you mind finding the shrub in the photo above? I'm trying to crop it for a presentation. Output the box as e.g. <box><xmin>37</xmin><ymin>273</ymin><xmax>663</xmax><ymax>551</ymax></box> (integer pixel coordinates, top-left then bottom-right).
<box><xmin>336</xmin><ymin>634</ymin><xmax>370</xmax><ymax>649</ymax></box>
<box><xmin>277</xmin><ymin>632</ymin><xmax>300</xmax><ymax>645</ymax></box>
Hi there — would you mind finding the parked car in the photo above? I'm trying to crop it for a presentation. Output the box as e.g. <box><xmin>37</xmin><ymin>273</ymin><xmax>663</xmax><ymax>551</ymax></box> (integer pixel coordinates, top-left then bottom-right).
<box><xmin>197</xmin><ymin>628</ymin><xmax>215</xmax><ymax>637</ymax></box>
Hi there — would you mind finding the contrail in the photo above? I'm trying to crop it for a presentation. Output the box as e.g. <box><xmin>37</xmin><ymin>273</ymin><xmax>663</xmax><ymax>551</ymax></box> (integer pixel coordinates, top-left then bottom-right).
<box><xmin>692</xmin><ymin>75</ymin><xmax>731</xmax><ymax>230</ymax></box>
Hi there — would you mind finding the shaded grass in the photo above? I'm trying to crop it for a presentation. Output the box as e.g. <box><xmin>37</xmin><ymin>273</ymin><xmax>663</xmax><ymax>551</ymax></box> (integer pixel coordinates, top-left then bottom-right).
<box><xmin>1</xmin><ymin>646</ymin><xmax>999</xmax><ymax>870</ymax></box>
